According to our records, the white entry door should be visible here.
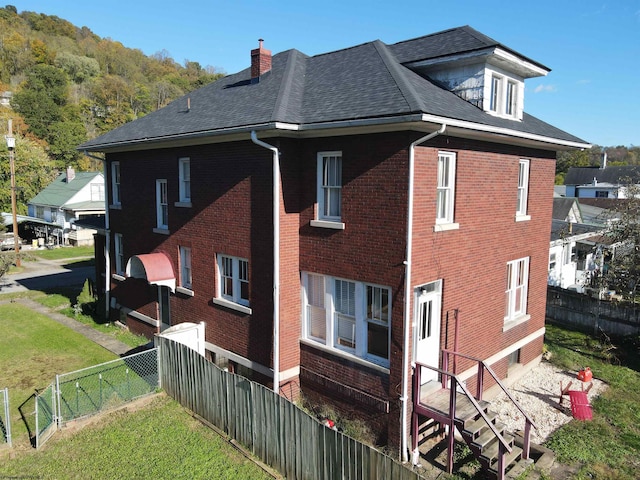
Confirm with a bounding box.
[414,281,442,385]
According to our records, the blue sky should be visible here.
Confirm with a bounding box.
[13,0,640,147]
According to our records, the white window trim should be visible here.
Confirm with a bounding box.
[216,254,250,308]
[111,161,121,207]
[505,257,529,324]
[114,233,124,276]
[316,151,343,224]
[485,69,523,120]
[177,157,191,206]
[435,151,456,226]
[179,246,192,290]
[516,159,530,220]
[156,179,168,231]
[302,272,391,368]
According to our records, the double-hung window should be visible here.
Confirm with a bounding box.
[436,151,456,226]
[156,179,168,230]
[180,246,192,289]
[178,157,191,204]
[516,159,530,219]
[505,257,529,323]
[506,81,517,117]
[217,255,249,307]
[114,233,124,276]
[490,75,501,112]
[111,162,121,206]
[317,152,342,223]
[302,272,390,368]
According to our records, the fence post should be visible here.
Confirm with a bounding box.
[55,374,61,427]
[3,388,11,447]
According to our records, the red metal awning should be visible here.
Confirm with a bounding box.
[126,252,176,292]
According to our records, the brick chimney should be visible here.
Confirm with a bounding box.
[66,166,75,182]
[251,39,271,82]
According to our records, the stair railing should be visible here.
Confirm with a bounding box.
[413,362,512,477]
[441,349,537,460]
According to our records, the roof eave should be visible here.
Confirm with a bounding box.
[79,114,589,154]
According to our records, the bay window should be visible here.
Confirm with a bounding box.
[303,273,390,367]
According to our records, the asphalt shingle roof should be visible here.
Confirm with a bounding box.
[564,166,640,185]
[80,26,586,151]
[30,172,102,208]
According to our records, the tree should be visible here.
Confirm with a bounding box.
[600,178,640,303]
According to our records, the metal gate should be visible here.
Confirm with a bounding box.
[17,384,57,449]
[35,383,57,449]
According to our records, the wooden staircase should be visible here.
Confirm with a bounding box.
[412,350,536,480]
[458,403,525,477]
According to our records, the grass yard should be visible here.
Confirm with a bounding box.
[544,324,640,480]
[0,394,273,480]
[30,245,95,261]
[0,303,117,446]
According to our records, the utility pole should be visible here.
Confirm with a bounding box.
[5,119,20,267]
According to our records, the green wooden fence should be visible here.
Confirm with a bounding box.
[157,337,423,480]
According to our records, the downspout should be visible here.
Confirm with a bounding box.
[84,151,110,320]
[250,132,281,393]
[401,124,446,463]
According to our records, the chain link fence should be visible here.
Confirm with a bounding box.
[0,387,11,448]
[56,348,159,425]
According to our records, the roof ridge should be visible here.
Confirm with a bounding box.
[371,40,424,113]
[272,49,305,122]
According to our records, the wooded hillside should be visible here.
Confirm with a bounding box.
[0,5,223,214]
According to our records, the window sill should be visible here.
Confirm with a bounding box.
[153,228,170,235]
[503,314,530,332]
[433,222,459,232]
[310,220,345,230]
[174,201,192,208]
[109,204,122,210]
[300,338,390,374]
[176,286,194,297]
[212,297,252,315]
[112,273,125,282]
[515,214,531,222]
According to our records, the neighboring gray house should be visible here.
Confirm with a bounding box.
[564,164,640,198]
[28,167,105,246]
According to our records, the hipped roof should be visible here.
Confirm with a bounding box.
[80,26,588,153]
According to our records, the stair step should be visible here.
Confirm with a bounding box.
[479,433,515,463]
[488,445,524,475]
[472,422,506,449]
[463,410,498,435]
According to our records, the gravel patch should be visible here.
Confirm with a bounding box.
[492,361,607,443]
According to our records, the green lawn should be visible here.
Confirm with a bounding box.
[0,394,272,480]
[0,303,117,446]
[544,324,640,480]
[30,245,95,261]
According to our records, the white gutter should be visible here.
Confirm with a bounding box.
[401,124,446,463]
[84,151,110,320]
[420,114,590,150]
[250,131,281,393]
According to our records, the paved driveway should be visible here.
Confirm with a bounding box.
[0,257,95,294]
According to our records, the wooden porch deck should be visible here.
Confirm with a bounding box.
[417,385,489,423]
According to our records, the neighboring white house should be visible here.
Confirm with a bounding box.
[548,219,603,290]
[28,167,105,246]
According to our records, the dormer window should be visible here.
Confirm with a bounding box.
[486,70,521,120]
[490,75,501,113]
[506,81,517,116]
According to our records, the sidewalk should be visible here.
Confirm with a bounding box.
[7,297,133,356]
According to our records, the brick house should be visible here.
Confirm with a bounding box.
[79,26,589,465]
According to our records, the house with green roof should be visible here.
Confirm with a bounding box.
[28,167,104,246]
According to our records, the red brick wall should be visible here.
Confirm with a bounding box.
[106,130,555,453]
[108,140,275,367]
